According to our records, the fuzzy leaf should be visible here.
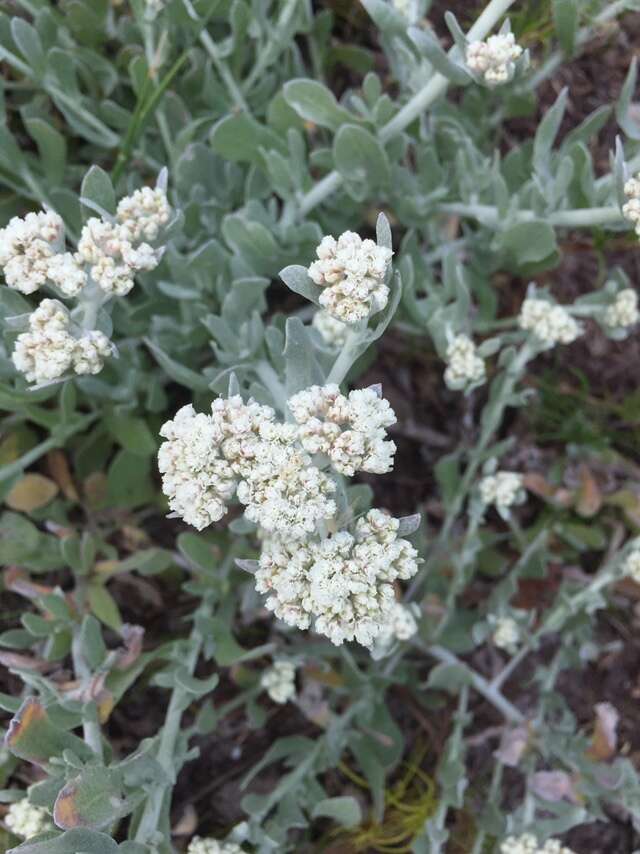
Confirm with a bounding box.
[333,124,390,188]
[80,165,116,217]
[4,698,94,766]
[53,766,127,831]
[284,79,353,130]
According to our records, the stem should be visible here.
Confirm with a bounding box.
[242,0,299,93]
[326,325,366,386]
[471,760,503,854]
[438,202,623,228]
[296,0,518,218]
[71,624,104,761]
[255,360,289,414]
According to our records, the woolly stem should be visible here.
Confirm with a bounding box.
[437,202,623,228]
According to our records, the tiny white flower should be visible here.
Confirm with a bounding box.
[479,471,524,513]
[0,210,65,294]
[312,309,349,348]
[4,799,51,839]
[518,297,581,347]
[73,331,114,375]
[500,835,575,854]
[492,616,520,650]
[466,32,523,86]
[604,288,639,329]
[623,546,640,584]
[308,231,392,324]
[623,173,640,236]
[443,334,486,391]
[187,838,247,854]
[260,660,296,704]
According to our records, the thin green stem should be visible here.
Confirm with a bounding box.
[71,623,104,761]
[438,202,623,228]
[255,360,289,414]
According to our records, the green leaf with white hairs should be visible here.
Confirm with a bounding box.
[279,265,322,306]
[23,118,66,184]
[283,79,353,131]
[408,28,470,85]
[312,796,362,827]
[284,317,324,396]
[10,18,45,79]
[616,58,640,141]
[333,124,390,189]
[80,165,116,218]
[553,0,579,56]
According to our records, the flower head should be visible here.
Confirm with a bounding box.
[466,32,523,85]
[623,174,640,236]
[623,545,640,584]
[604,288,639,330]
[187,839,246,854]
[500,835,575,854]
[308,231,392,324]
[261,660,296,704]
[479,471,524,513]
[0,210,68,294]
[492,616,520,650]
[312,309,349,347]
[4,799,51,839]
[518,297,581,347]
[443,334,486,391]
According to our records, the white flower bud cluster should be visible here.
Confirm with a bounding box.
[604,288,639,329]
[12,299,113,385]
[4,799,51,838]
[187,839,246,854]
[518,298,581,347]
[255,509,419,649]
[308,231,392,324]
[492,616,520,650]
[373,601,419,654]
[77,187,170,296]
[288,384,396,476]
[623,546,640,584]
[479,471,524,512]
[466,33,523,85]
[260,659,296,704]
[312,309,349,347]
[443,334,486,391]
[500,834,575,854]
[158,396,336,537]
[0,210,84,296]
[623,175,640,236]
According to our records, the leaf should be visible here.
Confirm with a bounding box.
[8,828,119,854]
[312,796,362,827]
[53,766,126,831]
[533,88,568,171]
[24,118,66,184]
[425,663,472,693]
[5,475,59,512]
[87,583,123,631]
[360,0,408,35]
[177,532,216,574]
[376,212,392,251]
[333,124,390,189]
[397,514,421,536]
[80,165,116,217]
[10,19,45,79]
[616,58,640,140]
[500,220,559,275]
[279,265,322,306]
[105,414,156,457]
[530,770,579,804]
[408,28,470,85]
[284,317,324,397]
[209,113,286,165]
[106,451,155,510]
[553,0,579,56]
[284,79,353,130]
[4,698,94,766]
[144,338,210,392]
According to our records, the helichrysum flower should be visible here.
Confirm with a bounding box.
[288,384,396,476]
[479,471,524,512]
[604,288,639,329]
[500,834,575,854]
[492,616,520,650]
[623,174,640,236]
[187,838,246,854]
[255,509,419,649]
[77,186,170,296]
[4,799,51,838]
[518,297,581,347]
[11,299,114,386]
[466,33,523,85]
[308,231,392,324]
[261,659,296,704]
[623,546,640,583]
[312,309,349,348]
[443,334,486,391]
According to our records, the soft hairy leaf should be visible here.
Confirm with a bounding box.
[284,79,353,130]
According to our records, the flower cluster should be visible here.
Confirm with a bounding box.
[623,544,640,584]
[260,659,296,704]
[492,616,520,650]
[159,395,336,537]
[479,471,524,513]
[77,187,170,296]
[622,174,640,235]
[0,210,81,296]
[518,297,581,347]
[466,32,523,85]
[604,288,639,329]
[308,231,392,324]
[255,509,420,648]
[312,309,349,347]
[4,799,51,839]
[500,834,575,854]
[372,602,419,659]
[288,384,396,476]
[187,839,246,854]
[443,334,486,391]
[12,299,113,385]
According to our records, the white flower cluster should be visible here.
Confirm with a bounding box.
[260,659,296,704]
[255,509,420,648]
[479,471,524,512]
[443,334,486,391]
[288,384,396,476]
[308,231,392,324]
[77,187,170,296]
[466,33,523,85]
[4,799,51,839]
[312,309,349,347]
[518,298,581,347]
[604,288,639,329]
[500,834,575,854]
[372,601,419,658]
[158,396,336,537]
[187,839,246,854]
[0,210,82,296]
[623,174,640,236]
[12,299,113,385]
[623,546,640,584]
[492,616,520,650]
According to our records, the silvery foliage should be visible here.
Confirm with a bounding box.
[1,0,640,852]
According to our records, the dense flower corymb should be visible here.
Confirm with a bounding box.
[492,616,520,650]
[187,839,246,854]
[479,471,524,512]
[518,297,581,346]
[288,384,396,476]
[443,334,486,391]
[255,509,420,648]
[261,660,296,704]
[466,33,523,85]
[604,288,639,329]
[623,545,640,584]
[500,834,575,854]
[4,799,51,838]
[308,231,392,324]
[312,309,349,347]
[623,174,640,236]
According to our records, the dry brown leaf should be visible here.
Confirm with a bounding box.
[494,723,531,767]
[47,450,79,501]
[83,472,107,507]
[5,474,58,512]
[587,701,619,761]
[171,804,198,837]
[575,465,602,518]
[531,770,580,804]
